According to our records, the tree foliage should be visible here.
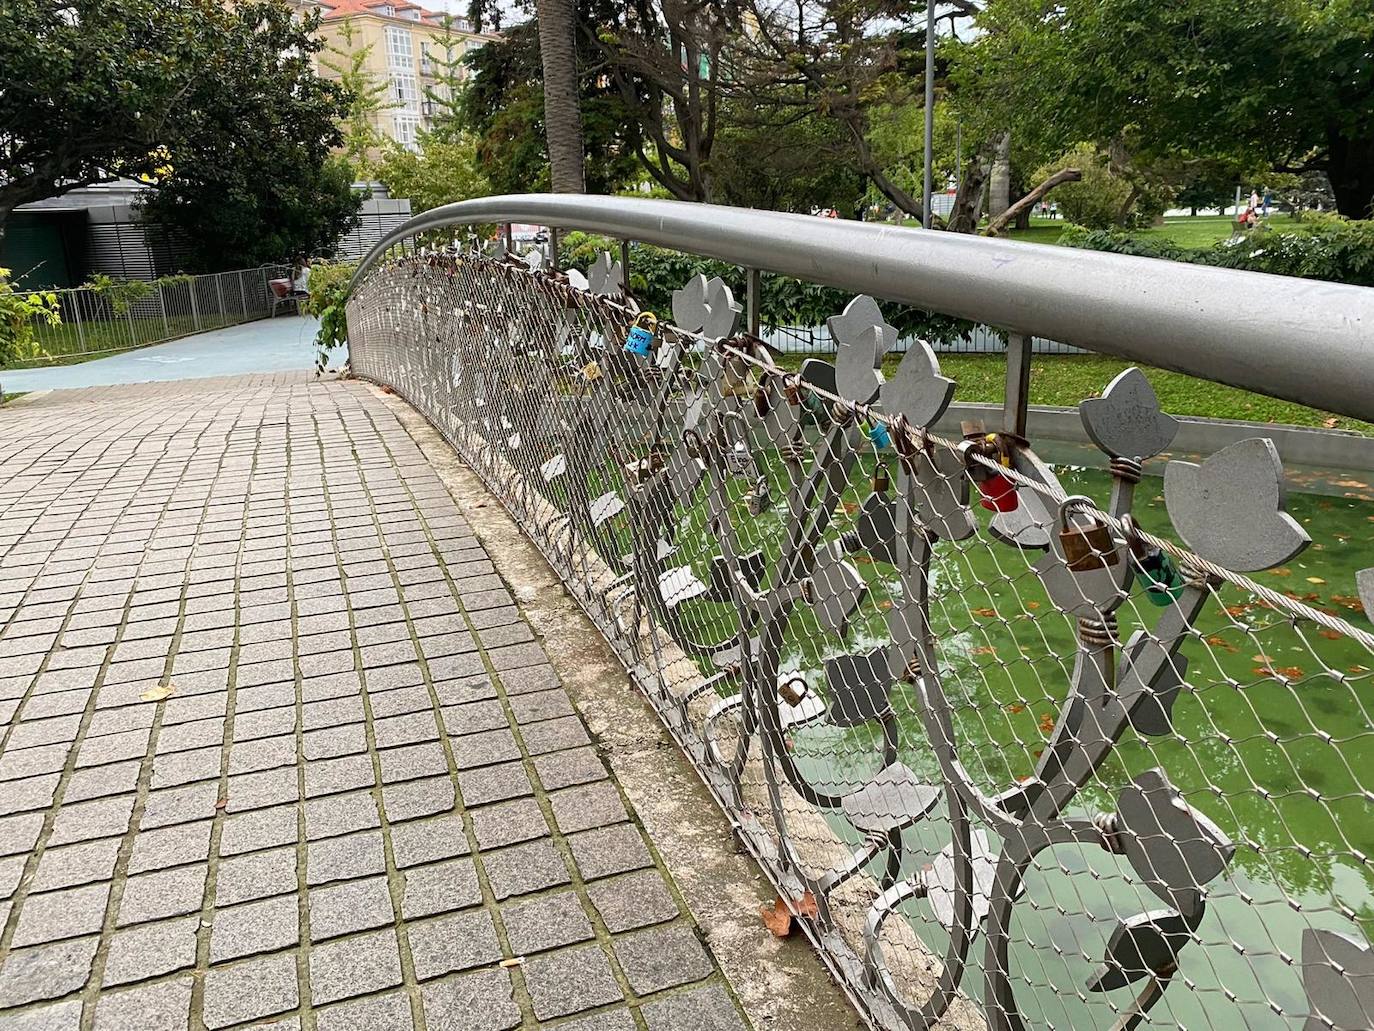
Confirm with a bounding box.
[323,17,395,173]
[1,0,356,251]
[953,0,1374,218]
[458,15,639,194]
[373,134,489,214]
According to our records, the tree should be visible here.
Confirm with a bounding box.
[537,0,586,192]
[323,18,395,175]
[373,134,489,214]
[421,15,474,137]
[458,17,639,195]
[0,0,352,242]
[953,0,1374,219]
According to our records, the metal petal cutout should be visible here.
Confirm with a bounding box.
[841,763,940,834]
[671,274,740,341]
[823,648,893,726]
[1086,909,1192,992]
[835,324,884,405]
[1302,928,1374,1031]
[1117,768,1234,915]
[853,493,900,566]
[1079,367,1179,461]
[926,829,998,931]
[880,341,956,430]
[912,445,976,542]
[827,294,897,357]
[1164,437,1309,572]
[808,544,868,637]
[1357,567,1374,623]
[587,251,623,296]
[708,550,766,601]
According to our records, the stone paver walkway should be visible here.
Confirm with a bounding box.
[0,374,751,1030]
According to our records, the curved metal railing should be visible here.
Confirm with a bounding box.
[348,194,1374,423]
[345,205,1374,1031]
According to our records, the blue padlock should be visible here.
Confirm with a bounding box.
[867,422,891,449]
[624,312,657,357]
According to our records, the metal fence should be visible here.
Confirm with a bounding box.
[28,265,291,362]
[345,197,1374,1031]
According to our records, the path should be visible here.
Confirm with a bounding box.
[0,317,335,395]
[0,374,780,1031]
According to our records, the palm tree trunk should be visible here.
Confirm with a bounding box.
[536,0,585,194]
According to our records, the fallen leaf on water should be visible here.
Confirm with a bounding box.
[840,501,860,516]
[1224,604,1251,618]
[1320,629,1343,640]
[140,684,175,702]
[1038,713,1056,734]
[1026,601,1040,610]
[1307,577,1327,585]
[971,607,998,619]
[970,646,997,657]
[1268,568,1292,578]
[853,555,873,565]
[1350,665,1370,674]
[878,599,893,610]
[1007,703,1025,714]
[1333,479,1368,489]
[1332,595,1365,611]
[1252,654,1274,664]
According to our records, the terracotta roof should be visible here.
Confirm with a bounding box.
[319,0,452,25]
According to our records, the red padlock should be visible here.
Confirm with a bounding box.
[975,471,1019,512]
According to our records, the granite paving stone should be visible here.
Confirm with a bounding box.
[0,375,758,1031]
[407,908,502,979]
[523,944,624,1021]
[502,890,595,955]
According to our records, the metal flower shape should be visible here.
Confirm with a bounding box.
[564,268,590,291]
[1079,366,1180,461]
[1163,437,1309,572]
[829,295,892,404]
[587,251,624,296]
[879,340,956,430]
[1116,768,1234,916]
[521,248,545,272]
[1086,909,1193,992]
[671,274,740,342]
[1302,928,1374,1031]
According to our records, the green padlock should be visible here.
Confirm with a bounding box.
[1141,549,1185,606]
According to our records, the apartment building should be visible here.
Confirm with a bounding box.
[313,0,496,150]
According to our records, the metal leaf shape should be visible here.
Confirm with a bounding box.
[912,445,975,542]
[841,763,939,834]
[926,829,998,931]
[589,492,624,527]
[823,648,892,726]
[658,566,709,609]
[853,493,900,566]
[827,294,897,357]
[1164,437,1309,572]
[1302,928,1374,1031]
[565,268,590,291]
[587,251,623,296]
[835,324,884,404]
[880,341,956,431]
[1117,768,1234,915]
[1086,909,1193,992]
[1079,367,1179,461]
[671,274,740,341]
[808,543,868,638]
[1357,567,1374,623]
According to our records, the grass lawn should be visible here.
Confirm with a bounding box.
[777,351,1373,436]
[1,393,27,405]
[1004,213,1307,249]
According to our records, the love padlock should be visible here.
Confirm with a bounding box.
[623,312,657,357]
[867,420,892,450]
[1140,548,1185,605]
[1059,513,1120,572]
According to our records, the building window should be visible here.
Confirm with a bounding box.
[385,26,413,71]
[391,72,419,110]
[393,113,421,150]
[377,4,394,15]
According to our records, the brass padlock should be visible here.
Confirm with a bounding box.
[581,360,602,382]
[872,463,890,494]
[1059,514,1120,572]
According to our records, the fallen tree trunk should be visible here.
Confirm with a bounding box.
[982,168,1082,237]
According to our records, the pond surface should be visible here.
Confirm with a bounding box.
[658,457,1374,1027]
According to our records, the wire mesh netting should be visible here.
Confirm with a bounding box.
[346,248,1374,1031]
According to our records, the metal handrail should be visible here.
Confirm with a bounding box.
[348,194,1374,421]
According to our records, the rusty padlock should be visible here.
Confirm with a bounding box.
[1059,512,1120,572]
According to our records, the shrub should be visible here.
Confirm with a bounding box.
[1059,217,1374,288]
[303,261,357,373]
[0,269,59,368]
[1033,144,1171,230]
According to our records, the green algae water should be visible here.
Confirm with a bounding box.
[660,458,1374,1028]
